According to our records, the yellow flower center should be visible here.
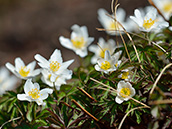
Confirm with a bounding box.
[19,66,30,77]
[163,2,172,13]
[120,88,131,98]
[71,37,85,49]
[109,21,120,30]
[50,61,60,72]
[121,71,129,79]
[143,18,155,29]
[100,61,111,70]
[99,48,108,58]
[28,88,40,99]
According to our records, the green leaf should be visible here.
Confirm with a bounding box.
[135,111,141,124]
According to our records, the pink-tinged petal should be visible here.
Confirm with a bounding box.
[17,94,31,102]
[50,49,62,63]
[15,57,25,71]
[115,96,124,104]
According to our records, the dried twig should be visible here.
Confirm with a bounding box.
[118,106,149,129]
[149,63,172,95]
[72,99,98,121]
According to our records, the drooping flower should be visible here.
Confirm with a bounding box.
[34,49,74,81]
[0,66,18,95]
[5,58,41,80]
[118,67,134,81]
[95,50,122,74]
[59,24,94,58]
[115,81,136,104]
[17,79,53,105]
[130,7,169,32]
[152,0,172,20]
[41,69,72,90]
[97,8,131,35]
[89,37,122,64]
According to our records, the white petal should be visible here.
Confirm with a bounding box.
[24,79,34,95]
[104,50,111,60]
[17,94,31,102]
[86,37,94,46]
[5,63,15,74]
[50,49,63,63]
[15,57,25,71]
[59,36,73,50]
[81,26,88,40]
[27,61,36,71]
[40,88,53,100]
[75,49,88,57]
[31,69,41,77]
[115,96,124,104]
[34,54,50,68]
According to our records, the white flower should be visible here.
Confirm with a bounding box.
[17,79,53,105]
[0,66,18,95]
[95,50,122,74]
[98,8,131,35]
[59,24,94,57]
[41,69,72,90]
[130,7,169,32]
[89,37,121,64]
[5,58,41,80]
[34,49,74,81]
[118,67,134,81]
[115,81,136,104]
[152,0,172,20]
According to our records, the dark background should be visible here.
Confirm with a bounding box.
[0,0,149,69]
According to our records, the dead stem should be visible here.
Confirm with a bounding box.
[149,63,172,95]
[90,77,150,108]
[118,106,149,129]
[151,41,168,54]
[0,116,21,129]
[149,99,172,105]
[77,87,97,102]
[72,99,98,121]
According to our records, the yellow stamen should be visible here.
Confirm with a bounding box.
[163,2,172,13]
[109,21,120,30]
[28,88,40,99]
[120,88,131,98]
[19,66,30,77]
[121,71,129,79]
[100,48,108,58]
[71,37,85,49]
[100,61,111,70]
[50,61,60,72]
[143,18,155,29]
